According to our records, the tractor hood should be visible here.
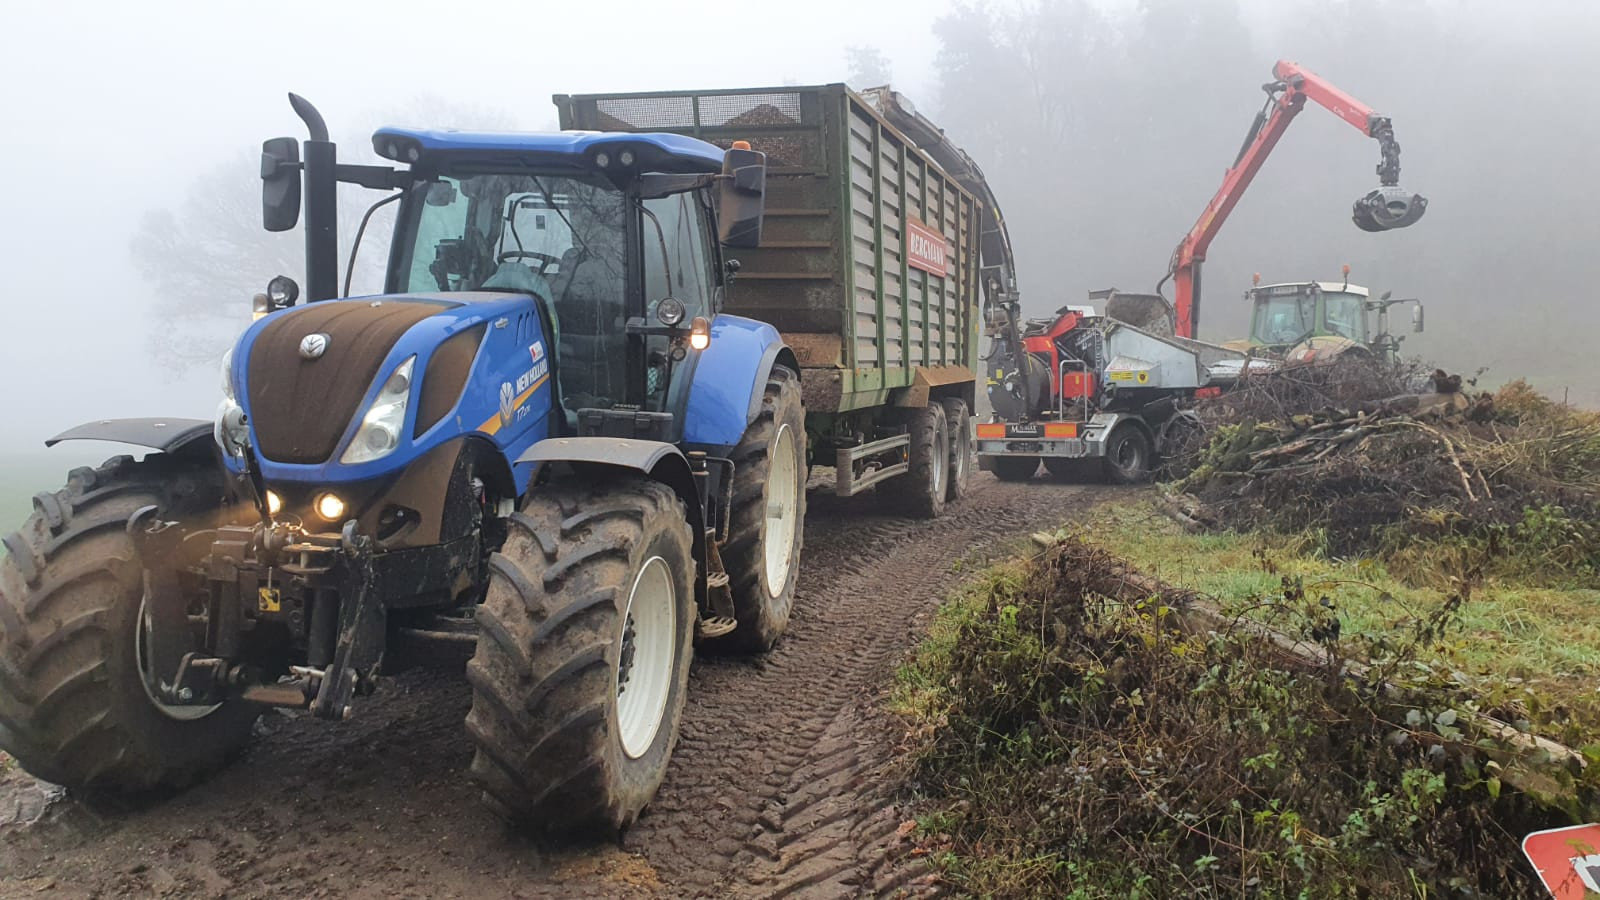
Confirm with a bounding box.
[223,292,549,484]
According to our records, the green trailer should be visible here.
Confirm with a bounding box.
[557,84,985,513]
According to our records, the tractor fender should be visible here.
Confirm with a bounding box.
[517,436,708,603]
[516,436,703,536]
[681,314,798,450]
[45,417,216,457]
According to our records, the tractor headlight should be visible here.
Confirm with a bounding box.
[340,356,415,465]
[215,348,251,457]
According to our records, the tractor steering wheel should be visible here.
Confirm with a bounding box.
[497,251,561,276]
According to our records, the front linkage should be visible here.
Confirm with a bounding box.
[129,501,480,721]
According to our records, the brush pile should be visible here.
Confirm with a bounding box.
[898,536,1591,896]
[1172,360,1600,583]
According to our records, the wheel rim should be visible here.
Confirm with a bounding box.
[763,424,799,597]
[616,556,677,759]
[135,597,222,721]
[952,422,970,486]
[1114,435,1144,476]
[931,421,949,499]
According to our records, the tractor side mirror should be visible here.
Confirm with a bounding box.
[1380,290,1392,301]
[716,145,766,249]
[261,137,302,232]
[1411,303,1424,332]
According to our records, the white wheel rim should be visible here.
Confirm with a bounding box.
[135,597,222,721]
[616,556,677,759]
[763,424,799,597]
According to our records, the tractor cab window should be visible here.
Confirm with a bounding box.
[1320,292,1368,342]
[641,192,714,321]
[394,172,630,412]
[1251,291,1315,345]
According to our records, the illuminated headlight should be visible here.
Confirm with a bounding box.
[340,356,415,464]
[315,492,347,521]
[214,347,251,457]
[265,490,283,516]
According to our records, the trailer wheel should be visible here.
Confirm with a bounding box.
[878,403,948,518]
[0,455,256,794]
[940,398,973,502]
[709,366,806,653]
[1103,425,1153,484]
[466,476,694,834]
[991,456,1040,482]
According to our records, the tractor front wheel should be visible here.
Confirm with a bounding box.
[0,455,256,794]
[466,476,694,834]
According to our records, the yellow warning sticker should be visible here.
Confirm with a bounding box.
[258,587,281,613]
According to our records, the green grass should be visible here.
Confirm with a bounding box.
[1078,498,1600,742]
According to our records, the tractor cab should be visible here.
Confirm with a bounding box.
[1245,281,1371,350]
[1243,277,1424,363]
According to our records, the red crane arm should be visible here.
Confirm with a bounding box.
[1165,60,1405,339]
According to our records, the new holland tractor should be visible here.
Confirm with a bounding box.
[0,94,805,832]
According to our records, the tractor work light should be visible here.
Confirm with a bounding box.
[619,149,636,167]
[594,151,610,169]
[265,490,284,516]
[655,296,687,327]
[688,317,711,351]
[315,492,347,522]
[1351,186,1428,232]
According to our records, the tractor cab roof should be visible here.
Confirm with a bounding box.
[370,127,725,174]
[1252,281,1370,297]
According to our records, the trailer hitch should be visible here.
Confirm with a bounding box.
[309,522,386,720]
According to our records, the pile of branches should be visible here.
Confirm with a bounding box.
[1172,361,1600,583]
[899,537,1590,897]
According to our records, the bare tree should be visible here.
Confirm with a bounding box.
[132,96,516,371]
[845,46,894,89]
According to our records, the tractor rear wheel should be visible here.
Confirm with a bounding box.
[0,454,256,793]
[991,455,1040,482]
[1103,424,1153,484]
[465,476,694,834]
[877,403,949,519]
[709,366,806,653]
[940,398,973,502]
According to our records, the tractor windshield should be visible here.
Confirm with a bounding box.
[1320,291,1368,342]
[392,172,631,409]
[1250,290,1316,345]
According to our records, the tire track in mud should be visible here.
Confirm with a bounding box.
[630,476,1109,897]
[0,475,1113,898]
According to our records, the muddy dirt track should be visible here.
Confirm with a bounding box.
[0,475,1116,898]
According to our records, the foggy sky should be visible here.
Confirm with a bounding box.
[2,0,1595,473]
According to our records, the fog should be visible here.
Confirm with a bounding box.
[2,0,1595,479]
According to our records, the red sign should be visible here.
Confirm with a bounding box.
[1524,823,1600,899]
[906,216,952,277]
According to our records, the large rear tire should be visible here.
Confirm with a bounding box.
[465,476,694,834]
[0,454,256,793]
[940,398,972,503]
[877,403,949,519]
[991,455,1040,482]
[710,366,806,653]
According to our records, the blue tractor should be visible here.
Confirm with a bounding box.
[0,95,806,831]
